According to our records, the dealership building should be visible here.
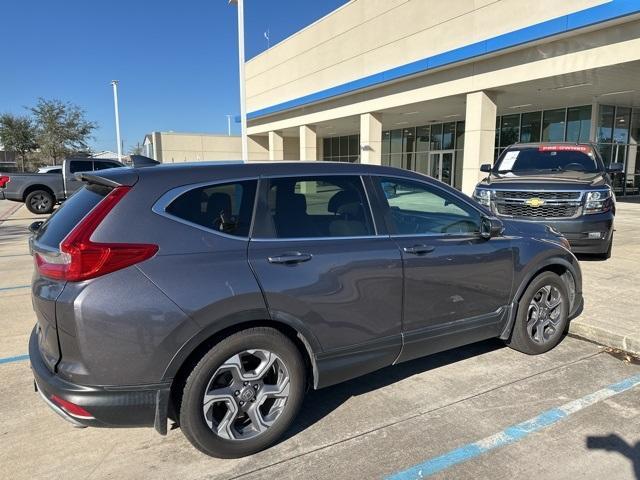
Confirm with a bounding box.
[240,0,640,196]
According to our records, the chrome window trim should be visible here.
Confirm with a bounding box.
[250,235,385,243]
[151,177,259,240]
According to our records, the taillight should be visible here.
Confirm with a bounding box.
[35,186,158,281]
[50,395,94,419]
[0,175,10,188]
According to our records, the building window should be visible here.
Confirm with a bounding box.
[322,134,360,163]
[566,106,592,142]
[500,114,520,147]
[542,109,566,142]
[520,111,542,143]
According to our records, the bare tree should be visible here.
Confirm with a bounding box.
[0,113,38,171]
[129,142,144,156]
[30,98,97,165]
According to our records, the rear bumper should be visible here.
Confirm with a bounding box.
[29,327,170,432]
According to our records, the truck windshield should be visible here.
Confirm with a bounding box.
[495,145,600,173]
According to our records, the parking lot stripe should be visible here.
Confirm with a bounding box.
[386,373,640,480]
[0,354,29,365]
[0,285,30,292]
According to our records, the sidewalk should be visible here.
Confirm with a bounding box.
[568,200,640,356]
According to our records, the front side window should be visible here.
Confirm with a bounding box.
[260,176,374,239]
[166,180,257,237]
[378,177,480,235]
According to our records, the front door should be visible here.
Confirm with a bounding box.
[248,174,404,387]
[371,176,514,363]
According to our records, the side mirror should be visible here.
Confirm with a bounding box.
[607,163,624,173]
[480,216,503,240]
[29,221,44,234]
[480,164,492,173]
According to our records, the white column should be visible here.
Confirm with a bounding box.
[462,91,497,195]
[360,113,383,165]
[299,125,317,160]
[268,131,284,161]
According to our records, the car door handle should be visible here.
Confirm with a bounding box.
[268,252,313,264]
[403,245,435,255]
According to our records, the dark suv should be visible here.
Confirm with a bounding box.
[29,161,582,458]
[473,143,621,258]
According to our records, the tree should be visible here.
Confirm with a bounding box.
[0,114,38,171]
[129,142,144,155]
[30,98,97,165]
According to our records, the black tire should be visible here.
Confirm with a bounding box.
[25,189,55,214]
[179,327,306,458]
[506,272,569,355]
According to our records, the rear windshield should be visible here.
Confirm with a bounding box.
[36,185,110,248]
[495,145,601,173]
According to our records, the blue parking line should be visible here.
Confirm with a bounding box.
[0,285,30,292]
[387,373,640,479]
[0,354,29,365]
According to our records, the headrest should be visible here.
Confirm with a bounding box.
[328,189,360,213]
[207,192,232,216]
[336,202,363,218]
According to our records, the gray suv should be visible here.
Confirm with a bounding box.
[29,161,583,458]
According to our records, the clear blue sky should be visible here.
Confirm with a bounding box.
[0,0,348,153]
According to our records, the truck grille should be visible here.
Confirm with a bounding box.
[493,190,583,219]
[495,203,579,218]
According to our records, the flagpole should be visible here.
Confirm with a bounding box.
[229,0,248,161]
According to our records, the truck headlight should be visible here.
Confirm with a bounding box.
[584,189,613,214]
[473,188,491,207]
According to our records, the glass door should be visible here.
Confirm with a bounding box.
[426,151,456,186]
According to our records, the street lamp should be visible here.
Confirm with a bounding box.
[110,80,122,162]
[229,0,248,161]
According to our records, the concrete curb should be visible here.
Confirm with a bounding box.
[569,322,640,357]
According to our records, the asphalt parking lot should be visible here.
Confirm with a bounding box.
[1,199,639,480]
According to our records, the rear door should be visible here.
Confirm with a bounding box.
[371,176,515,363]
[248,175,403,386]
[30,185,111,370]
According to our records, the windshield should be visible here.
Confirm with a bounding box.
[494,145,601,173]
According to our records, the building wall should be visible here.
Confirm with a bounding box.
[245,0,607,113]
[147,132,269,163]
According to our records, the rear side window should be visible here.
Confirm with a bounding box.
[255,176,374,239]
[93,161,120,171]
[166,180,257,237]
[36,185,110,248]
[69,160,93,173]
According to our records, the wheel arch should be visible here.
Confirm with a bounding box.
[500,256,579,340]
[165,315,321,421]
[23,184,55,201]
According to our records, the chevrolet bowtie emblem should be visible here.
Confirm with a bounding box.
[526,197,545,207]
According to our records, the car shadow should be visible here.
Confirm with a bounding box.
[282,338,505,442]
[586,434,640,479]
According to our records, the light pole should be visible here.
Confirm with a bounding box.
[110,80,122,162]
[226,114,232,136]
[229,0,248,160]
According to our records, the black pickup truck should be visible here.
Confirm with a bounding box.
[473,142,622,259]
[0,157,123,214]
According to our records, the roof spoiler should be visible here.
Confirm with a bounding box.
[130,155,161,168]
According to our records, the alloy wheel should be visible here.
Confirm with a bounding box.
[202,349,290,441]
[526,285,564,344]
[30,193,51,213]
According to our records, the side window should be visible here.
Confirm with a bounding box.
[378,177,480,235]
[260,176,374,239]
[93,161,120,171]
[69,160,93,173]
[165,180,257,237]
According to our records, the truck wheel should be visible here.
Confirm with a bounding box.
[25,190,55,214]
[179,327,306,458]
[506,272,569,355]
